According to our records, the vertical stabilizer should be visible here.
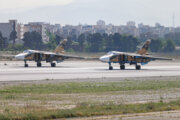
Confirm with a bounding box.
[54,39,67,54]
[137,39,151,55]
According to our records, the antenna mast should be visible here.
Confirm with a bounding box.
[173,12,175,28]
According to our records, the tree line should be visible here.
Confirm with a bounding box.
[0,31,176,53]
[68,33,140,52]
[150,39,176,52]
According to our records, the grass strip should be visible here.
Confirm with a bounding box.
[0,79,180,94]
[0,100,180,120]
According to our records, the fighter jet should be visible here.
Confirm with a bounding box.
[100,39,172,70]
[15,39,84,67]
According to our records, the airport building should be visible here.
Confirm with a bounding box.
[24,22,49,43]
[0,19,178,46]
[0,20,26,44]
[0,20,17,42]
[17,24,24,40]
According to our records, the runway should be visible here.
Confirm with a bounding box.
[0,60,180,81]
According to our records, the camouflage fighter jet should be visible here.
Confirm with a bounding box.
[15,39,84,67]
[99,39,172,70]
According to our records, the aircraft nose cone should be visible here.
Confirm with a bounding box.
[99,56,110,62]
[15,54,25,60]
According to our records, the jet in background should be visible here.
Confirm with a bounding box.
[100,39,172,70]
[15,39,84,67]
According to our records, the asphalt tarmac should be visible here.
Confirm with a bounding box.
[0,60,180,81]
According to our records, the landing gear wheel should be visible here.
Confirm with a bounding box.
[37,62,42,67]
[109,66,113,70]
[120,65,125,70]
[108,63,113,70]
[136,65,141,70]
[51,63,56,67]
[24,64,28,67]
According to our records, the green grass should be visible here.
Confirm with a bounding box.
[52,100,180,118]
[0,79,180,94]
[0,100,180,120]
[0,79,179,120]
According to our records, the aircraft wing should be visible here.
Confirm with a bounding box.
[45,53,86,59]
[56,54,85,59]
[140,55,173,61]
[115,52,173,61]
[111,52,173,61]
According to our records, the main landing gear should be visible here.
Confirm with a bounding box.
[24,61,57,67]
[51,62,56,67]
[108,63,141,70]
[136,65,141,70]
[37,62,42,67]
[109,63,113,70]
[108,63,126,70]
[120,64,125,70]
[24,60,28,67]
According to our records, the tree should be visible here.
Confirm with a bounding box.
[88,33,103,52]
[105,34,113,52]
[66,36,73,50]
[55,35,63,45]
[112,33,139,52]
[113,33,122,51]
[101,33,108,51]
[150,39,163,52]
[9,30,17,45]
[46,32,63,50]
[23,31,43,49]
[75,33,139,53]
[46,32,56,50]
[0,32,7,49]
[6,44,24,51]
[77,34,86,52]
[163,39,176,53]
[124,35,139,52]
[139,32,158,42]
[165,32,180,46]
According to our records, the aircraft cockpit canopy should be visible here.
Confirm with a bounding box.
[23,50,32,54]
[107,51,116,55]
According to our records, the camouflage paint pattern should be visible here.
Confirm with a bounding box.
[25,53,64,62]
[24,39,68,61]
[110,54,151,64]
[54,39,67,54]
[137,39,151,55]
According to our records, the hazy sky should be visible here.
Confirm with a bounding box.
[0,0,180,26]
